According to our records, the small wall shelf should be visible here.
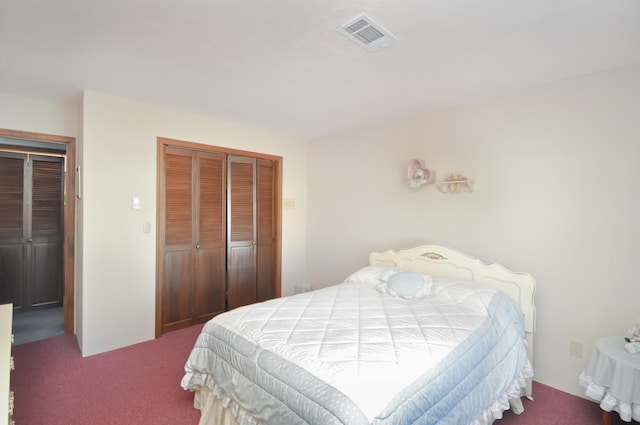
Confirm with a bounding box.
[437,175,474,193]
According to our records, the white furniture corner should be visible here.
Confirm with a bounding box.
[0,304,14,425]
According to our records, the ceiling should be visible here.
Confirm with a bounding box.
[1,0,639,139]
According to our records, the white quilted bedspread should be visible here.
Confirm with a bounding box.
[189,278,517,422]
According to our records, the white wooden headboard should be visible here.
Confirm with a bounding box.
[369,244,536,394]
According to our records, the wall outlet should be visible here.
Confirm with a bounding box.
[569,340,583,358]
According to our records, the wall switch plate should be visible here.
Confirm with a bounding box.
[569,341,583,358]
[143,221,152,233]
[132,196,142,210]
[283,198,296,210]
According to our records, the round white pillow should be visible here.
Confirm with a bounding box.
[386,271,425,297]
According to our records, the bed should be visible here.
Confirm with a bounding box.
[181,244,536,425]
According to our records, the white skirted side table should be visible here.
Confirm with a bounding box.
[579,336,640,424]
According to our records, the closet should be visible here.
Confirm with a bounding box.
[157,139,281,335]
[0,152,64,312]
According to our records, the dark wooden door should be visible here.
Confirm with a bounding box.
[162,147,195,332]
[29,155,64,309]
[256,159,276,302]
[226,156,257,310]
[194,152,226,322]
[0,153,25,308]
[161,147,226,333]
[0,153,63,311]
[157,138,282,336]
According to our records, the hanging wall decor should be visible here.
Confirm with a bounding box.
[407,159,436,188]
[436,173,475,193]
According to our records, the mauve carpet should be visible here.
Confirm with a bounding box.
[11,324,629,424]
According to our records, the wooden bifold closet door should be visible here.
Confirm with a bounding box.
[159,142,279,335]
[0,153,64,311]
[226,156,257,310]
[162,148,226,333]
[256,158,276,303]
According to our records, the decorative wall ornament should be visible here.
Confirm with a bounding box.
[436,173,475,193]
[407,159,436,188]
[406,160,474,194]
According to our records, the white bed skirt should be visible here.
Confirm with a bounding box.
[191,379,529,425]
[194,386,242,425]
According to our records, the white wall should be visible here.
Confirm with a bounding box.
[0,93,79,137]
[80,91,308,356]
[307,63,640,397]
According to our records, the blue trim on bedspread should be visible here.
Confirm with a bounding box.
[374,291,527,424]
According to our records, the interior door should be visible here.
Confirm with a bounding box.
[29,155,64,309]
[256,159,276,302]
[194,151,226,322]
[227,155,257,310]
[162,147,227,332]
[0,152,63,311]
[0,153,25,308]
[162,147,196,332]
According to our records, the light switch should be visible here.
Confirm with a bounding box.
[143,221,152,233]
[132,196,141,210]
[283,198,296,210]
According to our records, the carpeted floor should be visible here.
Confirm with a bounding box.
[10,324,632,424]
[12,306,64,345]
[12,324,204,425]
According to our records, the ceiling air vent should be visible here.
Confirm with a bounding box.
[337,14,397,52]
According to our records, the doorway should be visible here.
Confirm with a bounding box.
[0,128,76,338]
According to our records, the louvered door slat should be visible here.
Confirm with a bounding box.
[31,158,63,240]
[229,161,255,242]
[165,152,194,246]
[198,154,225,246]
[0,156,24,241]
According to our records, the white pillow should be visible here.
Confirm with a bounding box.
[377,271,437,299]
[343,266,398,286]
